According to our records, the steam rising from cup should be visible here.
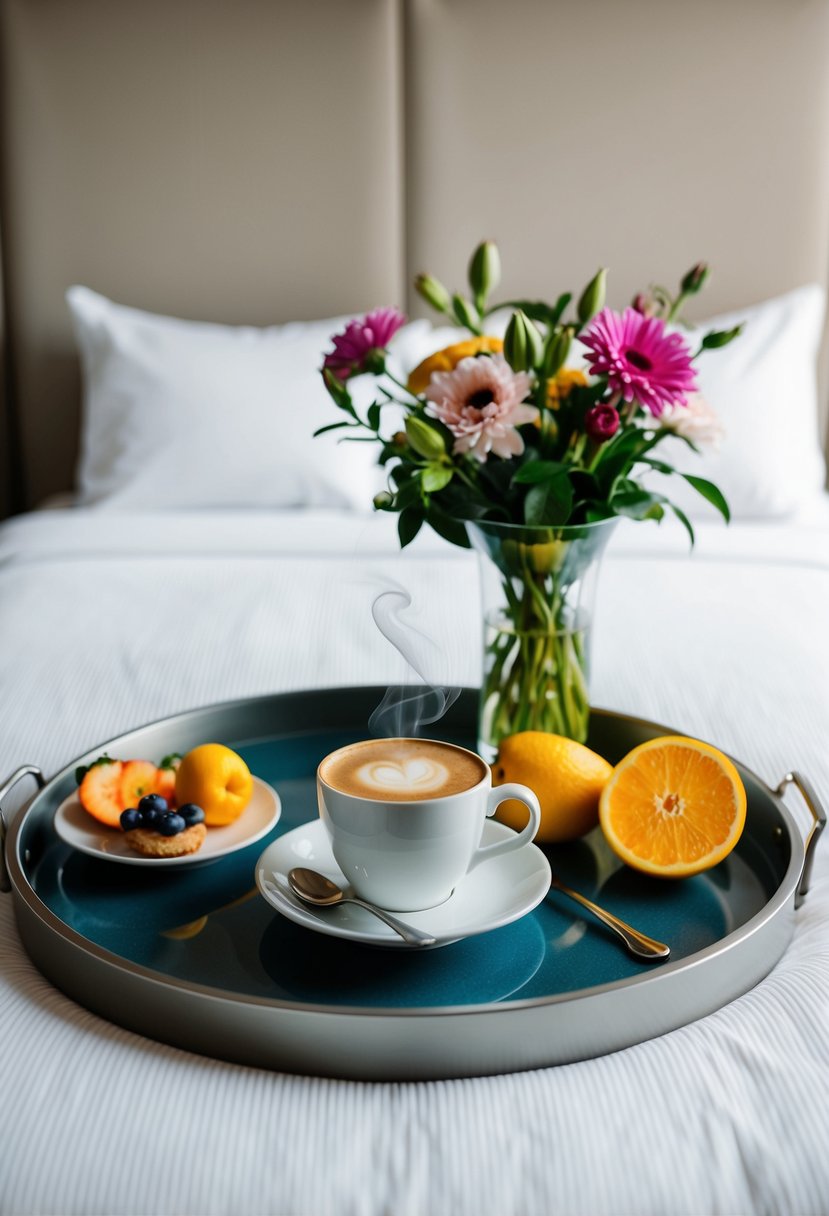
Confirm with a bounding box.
[368,583,460,737]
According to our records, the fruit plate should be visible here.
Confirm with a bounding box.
[53,777,281,868]
[1,688,824,1081]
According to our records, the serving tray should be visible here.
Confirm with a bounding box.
[1,689,824,1080]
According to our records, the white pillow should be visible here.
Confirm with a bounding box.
[68,286,393,511]
[653,284,827,519]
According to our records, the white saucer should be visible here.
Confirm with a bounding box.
[255,819,552,949]
[54,777,281,868]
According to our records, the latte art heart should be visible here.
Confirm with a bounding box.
[320,738,487,801]
[357,758,449,793]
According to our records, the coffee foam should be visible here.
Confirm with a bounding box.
[320,739,486,802]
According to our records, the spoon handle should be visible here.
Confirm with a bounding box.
[549,876,670,961]
[344,896,437,947]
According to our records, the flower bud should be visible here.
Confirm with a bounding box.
[543,326,572,378]
[577,268,607,325]
[451,293,480,331]
[364,349,386,375]
[405,416,447,460]
[700,324,742,350]
[415,273,452,314]
[468,240,501,305]
[585,403,620,442]
[504,309,544,372]
[631,292,657,317]
[680,262,709,295]
[391,431,408,449]
[373,491,394,510]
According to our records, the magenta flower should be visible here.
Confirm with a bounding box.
[425,354,537,461]
[323,307,406,380]
[581,307,697,417]
[585,403,620,442]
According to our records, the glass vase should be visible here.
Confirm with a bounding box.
[468,517,617,761]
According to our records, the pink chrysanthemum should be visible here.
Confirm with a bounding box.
[581,307,697,416]
[323,307,406,380]
[425,354,537,461]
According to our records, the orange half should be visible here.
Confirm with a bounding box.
[599,735,747,878]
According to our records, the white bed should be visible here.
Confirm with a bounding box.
[1,501,828,1216]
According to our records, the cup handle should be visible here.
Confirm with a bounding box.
[467,783,542,872]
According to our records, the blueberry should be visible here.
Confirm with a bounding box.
[178,803,205,827]
[140,808,162,828]
[158,813,186,837]
[138,793,168,816]
[120,808,142,831]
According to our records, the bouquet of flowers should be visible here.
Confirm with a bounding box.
[318,242,740,752]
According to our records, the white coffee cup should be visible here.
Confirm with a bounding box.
[317,737,542,912]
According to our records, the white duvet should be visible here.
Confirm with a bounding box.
[1,503,828,1216]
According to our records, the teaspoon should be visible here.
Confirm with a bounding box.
[288,867,437,948]
[549,874,670,961]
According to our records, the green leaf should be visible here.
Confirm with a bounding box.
[421,464,453,494]
[160,753,183,770]
[680,474,730,522]
[397,508,424,549]
[366,402,382,431]
[523,475,574,525]
[669,502,696,547]
[668,433,702,456]
[395,475,423,510]
[390,463,416,487]
[585,504,615,523]
[592,428,655,493]
[491,299,548,324]
[610,488,668,520]
[512,460,567,485]
[425,505,471,548]
[640,456,676,476]
[312,420,356,437]
[75,753,113,785]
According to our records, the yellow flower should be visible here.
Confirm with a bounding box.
[546,368,588,409]
[407,336,504,395]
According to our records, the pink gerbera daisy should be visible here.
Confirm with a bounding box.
[323,307,406,380]
[425,354,537,461]
[581,307,697,416]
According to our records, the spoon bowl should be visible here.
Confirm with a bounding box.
[287,867,437,947]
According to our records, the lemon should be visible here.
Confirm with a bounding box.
[175,743,253,827]
[492,731,613,842]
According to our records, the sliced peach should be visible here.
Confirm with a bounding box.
[155,766,177,806]
[120,760,161,809]
[79,760,125,827]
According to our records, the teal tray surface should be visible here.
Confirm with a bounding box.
[27,718,782,1012]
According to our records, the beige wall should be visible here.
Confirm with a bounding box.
[0,0,405,511]
[1,0,828,515]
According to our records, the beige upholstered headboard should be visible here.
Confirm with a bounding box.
[2,0,828,517]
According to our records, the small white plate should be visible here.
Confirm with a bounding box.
[54,777,281,868]
[255,819,551,949]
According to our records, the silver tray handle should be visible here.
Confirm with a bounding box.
[0,766,46,893]
[775,772,826,908]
